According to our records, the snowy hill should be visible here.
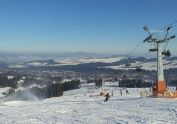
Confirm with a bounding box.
[104,57,177,70]
[6,56,177,70]
[0,83,177,124]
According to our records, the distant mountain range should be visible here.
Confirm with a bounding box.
[5,56,177,70]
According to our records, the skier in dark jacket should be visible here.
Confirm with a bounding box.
[104,93,110,102]
[126,89,129,94]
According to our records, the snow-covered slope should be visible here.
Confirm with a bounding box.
[0,83,177,124]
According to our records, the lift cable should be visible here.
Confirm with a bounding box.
[124,21,177,71]
[161,20,177,31]
[114,40,144,82]
[126,41,144,58]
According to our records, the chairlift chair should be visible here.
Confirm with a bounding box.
[125,63,131,67]
[123,74,128,79]
[149,48,157,52]
[162,49,171,57]
[135,66,143,72]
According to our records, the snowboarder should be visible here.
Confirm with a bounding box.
[104,92,110,102]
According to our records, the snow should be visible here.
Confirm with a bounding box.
[8,65,26,68]
[55,57,177,70]
[53,57,125,66]
[79,57,125,63]
[0,84,177,124]
[14,84,47,92]
[27,62,46,66]
[103,59,177,71]
[0,87,11,98]
[8,56,177,71]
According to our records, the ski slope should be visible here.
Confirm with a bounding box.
[0,84,177,124]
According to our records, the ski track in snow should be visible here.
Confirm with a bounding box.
[0,87,177,124]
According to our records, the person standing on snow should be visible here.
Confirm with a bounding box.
[104,92,110,102]
[120,90,122,96]
[111,90,114,96]
[126,89,129,94]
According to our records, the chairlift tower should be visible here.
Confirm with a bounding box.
[143,26,175,95]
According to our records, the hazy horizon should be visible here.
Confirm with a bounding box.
[0,0,177,55]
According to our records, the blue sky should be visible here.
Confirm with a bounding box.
[0,0,177,55]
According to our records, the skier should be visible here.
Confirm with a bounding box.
[120,90,122,96]
[111,90,114,96]
[152,84,156,95]
[152,85,156,92]
[104,92,110,102]
[145,89,147,96]
[126,89,129,94]
[149,87,152,91]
